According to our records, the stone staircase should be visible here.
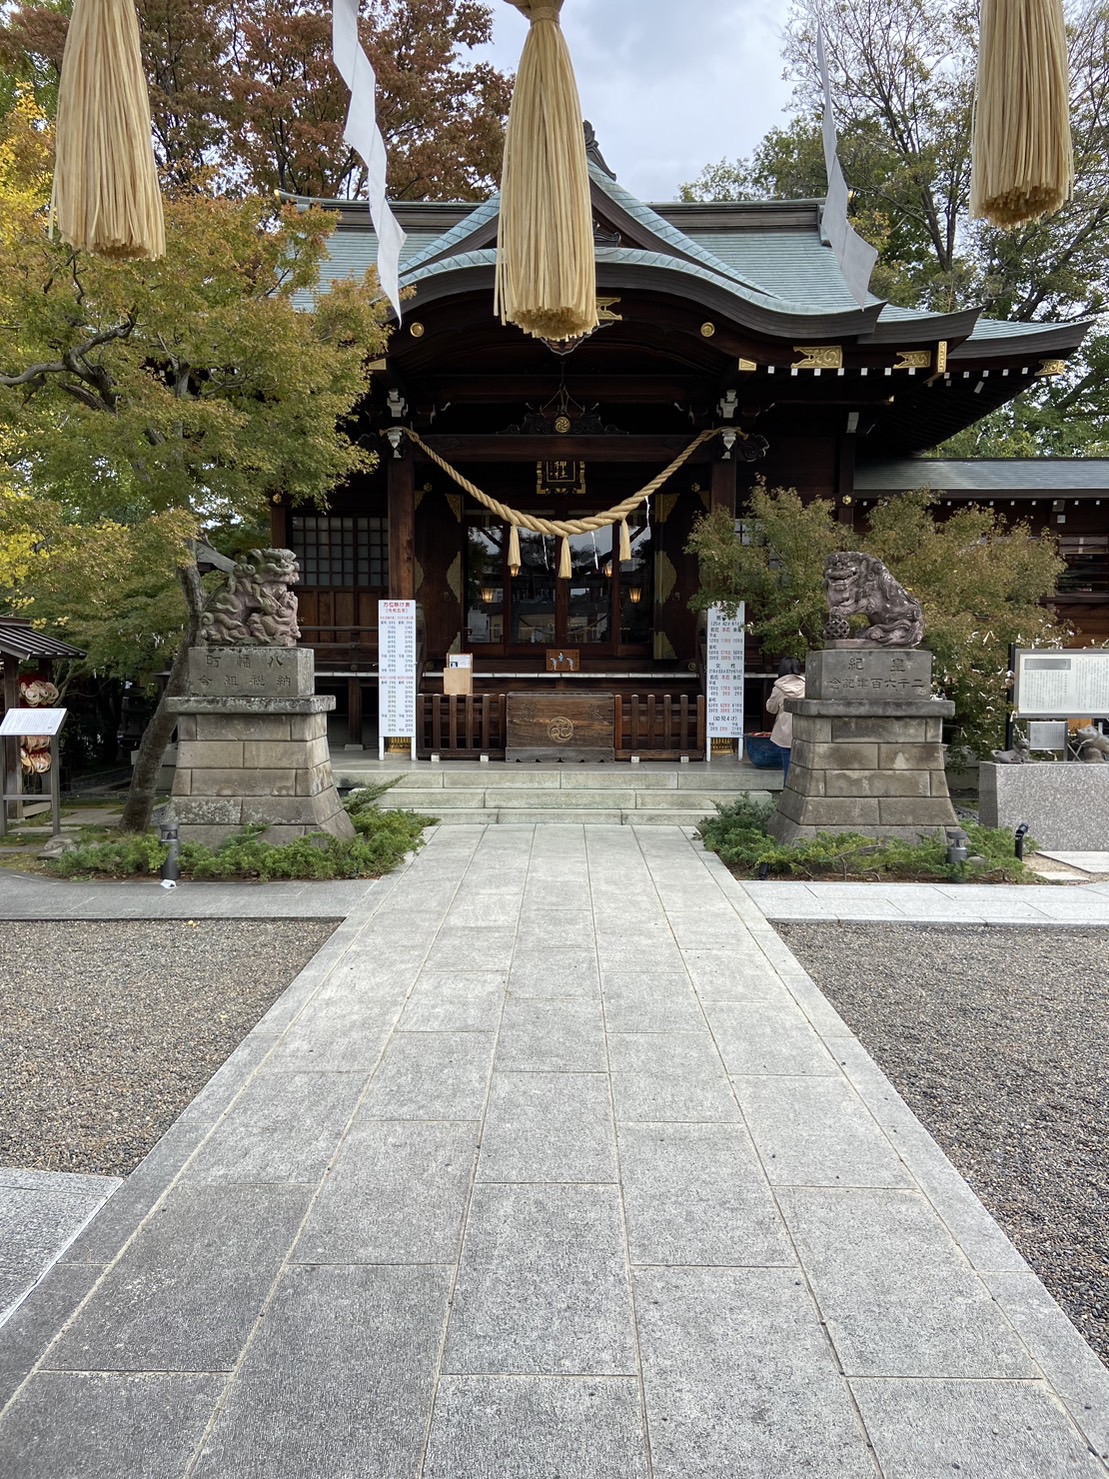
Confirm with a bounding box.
[334,759,782,828]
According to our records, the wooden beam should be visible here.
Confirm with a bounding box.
[415,434,718,464]
[413,374,714,403]
[388,452,416,599]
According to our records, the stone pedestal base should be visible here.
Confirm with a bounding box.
[979,761,1109,849]
[166,692,354,848]
[769,647,957,844]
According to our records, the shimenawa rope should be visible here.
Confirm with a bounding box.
[970,0,1073,227]
[52,0,165,259]
[495,0,597,341]
[395,426,724,577]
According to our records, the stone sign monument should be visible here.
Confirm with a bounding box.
[166,549,354,846]
[769,552,958,844]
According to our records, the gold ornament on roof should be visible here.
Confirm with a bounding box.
[892,349,932,371]
[793,345,843,370]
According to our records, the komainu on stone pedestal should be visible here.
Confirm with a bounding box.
[823,551,924,648]
[200,548,301,648]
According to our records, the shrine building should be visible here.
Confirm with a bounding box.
[275,134,1101,758]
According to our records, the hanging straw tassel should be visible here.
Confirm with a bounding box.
[52,0,165,259]
[507,523,521,575]
[618,518,631,563]
[495,0,598,341]
[970,0,1073,228]
[558,535,572,579]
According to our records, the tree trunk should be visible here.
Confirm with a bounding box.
[119,560,205,833]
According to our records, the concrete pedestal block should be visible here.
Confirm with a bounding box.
[166,654,353,845]
[979,762,1109,849]
[769,648,957,845]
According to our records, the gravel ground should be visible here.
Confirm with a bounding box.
[778,922,1109,1367]
[0,920,337,1177]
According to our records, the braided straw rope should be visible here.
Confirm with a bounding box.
[970,0,1072,227]
[398,426,723,539]
[52,0,165,258]
[496,0,596,340]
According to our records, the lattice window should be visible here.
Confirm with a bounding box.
[291,515,388,588]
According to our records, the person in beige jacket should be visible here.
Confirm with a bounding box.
[766,658,806,784]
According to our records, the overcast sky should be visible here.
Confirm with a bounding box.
[474,1,795,201]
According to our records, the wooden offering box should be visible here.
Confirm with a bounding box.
[505,692,615,762]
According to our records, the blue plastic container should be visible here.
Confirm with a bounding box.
[744,732,783,768]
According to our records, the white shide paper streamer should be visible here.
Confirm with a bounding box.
[332,0,405,319]
[817,26,878,310]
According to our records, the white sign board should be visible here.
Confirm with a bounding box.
[1014,649,1109,718]
[378,600,417,759]
[705,603,745,755]
[0,707,66,737]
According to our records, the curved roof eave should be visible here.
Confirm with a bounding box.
[949,317,1093,359]
[396,194,502,276]
[401,247,886,340]
[586,162,778,299]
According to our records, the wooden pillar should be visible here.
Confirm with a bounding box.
[346,675,363,749]
[388,450,416,599]
[836,429,857,528]
[710,455,737,517]
[2,656,20,821]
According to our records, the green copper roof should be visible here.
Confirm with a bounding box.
[286,173,1087,356]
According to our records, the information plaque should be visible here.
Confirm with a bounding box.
[1014,648,1109,718]
[378,600,417,759]
[0,707,66,838]
[0,707,67,736]
[705,603,745,758]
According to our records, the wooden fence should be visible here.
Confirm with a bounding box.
[418,694,507,758]
[615,694,704,759]
[415,692,704,760]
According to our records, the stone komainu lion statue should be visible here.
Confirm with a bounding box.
[823,551,925,648]
[200,548,301,648]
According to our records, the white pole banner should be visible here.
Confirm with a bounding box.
[333,0,406,320]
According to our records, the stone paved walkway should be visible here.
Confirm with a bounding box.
[0,826,1106,1477]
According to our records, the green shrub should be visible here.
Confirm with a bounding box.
[51,832,169,877]
[699,798,1033,883]
[47,801,435,881]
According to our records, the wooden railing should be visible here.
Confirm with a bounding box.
[415,692,704,760]
[615,693,704,759]
[418,694,507,758]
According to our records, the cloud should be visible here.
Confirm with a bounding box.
[476,0,794,199]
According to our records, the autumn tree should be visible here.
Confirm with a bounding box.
[680,0,1109,456]
[0,98,390,830]
[688,486,1065,756]
[0,0,512,199]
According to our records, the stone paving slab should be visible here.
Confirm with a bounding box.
[0,1172,121,1328]
[741,876,1109,924]
[0,824,1106,1477]
[0,871,379,919]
